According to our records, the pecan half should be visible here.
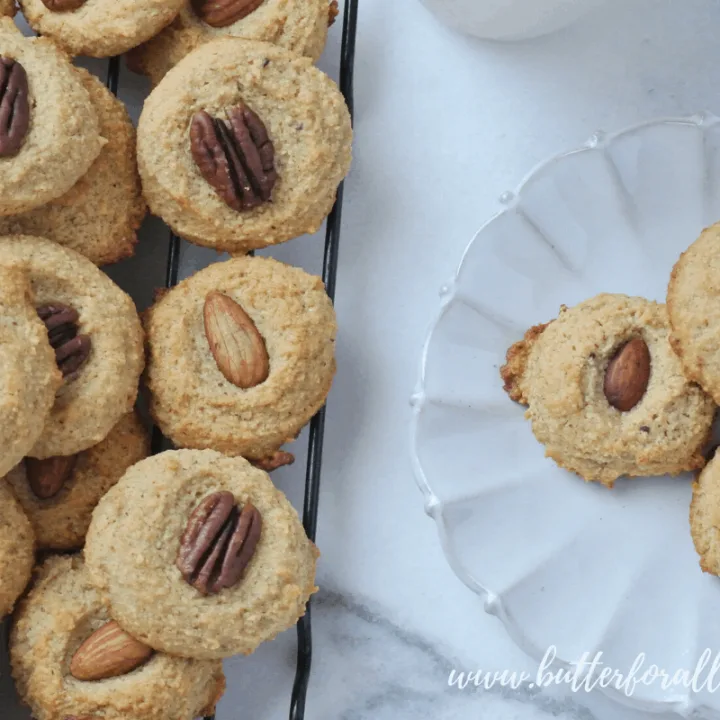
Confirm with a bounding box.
[25,455,76,499]
[328,0,339,26]
[41,0,87,10]
[192,0,264,27]
[37,303,91,378]
[190,104,277,212]
[0,58,29,158]
[176,491,262,595]
[250,451,295,472]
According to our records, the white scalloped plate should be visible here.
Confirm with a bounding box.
[411,115,720,717]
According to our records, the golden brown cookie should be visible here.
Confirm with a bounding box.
[0,68,146,265]
[690,453,720,575]
[0,19,103,216]
[128,0,332,86]
[85,449,319,659]
[501,294,715,487]
[11,555,225,720]
[0,265,61,478]
[668,222,720,404]
[137,37,352,254]
[0,481,34,619]
[17,0,185,58]
[145,255,336,460]
[5,412,150,550]
[0,235,145,459]
[0,0,15,16]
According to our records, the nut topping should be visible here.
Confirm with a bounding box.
[190,104,277,212]
[603,337,651,412]
[37,303,91,378]
[250,451,295,472]
[176,491,262,596]
[69,621,153,682]
[203,291,269,389]
[41,0,87,10]
[25,455,76,499]
[192,0,264,27]
[329,0,339,26]
[0,58,29,158]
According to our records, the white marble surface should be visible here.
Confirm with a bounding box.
[7,1,720,719]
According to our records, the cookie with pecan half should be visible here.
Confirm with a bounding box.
[17,0,185,57]
[0,480,34,619]
[137,37,352,254]
[0,68,146,265]
[11,555,225,720]
[0,19,103,215]
[145,255,336,460]
[128,0,332,86]
[85,449,318,658]
[5,412,150,550]
[0,235,145,459]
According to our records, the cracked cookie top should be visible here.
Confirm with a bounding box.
[501,294,715,487]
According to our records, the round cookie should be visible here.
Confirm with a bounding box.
[0,482,34,618]
[668,222,720,404]
[0,235,145,459]
[11,555,225,720]
[0,68,146,265]
[5,412,150,550]
[85,449,319,659]
[17,0,185,58]
[128,0,332,86]
[0,19,103,215]
[500,294,715,487]
[691,453,720,575]
[0,265,61,478]
[145,255,336,460]
[137,38,352,254]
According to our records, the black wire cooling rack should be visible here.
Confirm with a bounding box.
[104,2,358,718]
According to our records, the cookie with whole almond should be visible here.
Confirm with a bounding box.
[17,0,185,57]
[145,255,336,460]
[5,412,149,550]
[137,37,352,255]
[0,481,34,619]
[0,235,145,459]
[128,0,332,86]
[11,555,225,720]
[0,68,146,265]
[85,449,319,659]
[500,294,715,487]
[0,18,103,216]
[0,265,61,478]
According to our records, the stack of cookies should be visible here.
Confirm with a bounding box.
[0,2,351,719]
[500,222,720,583]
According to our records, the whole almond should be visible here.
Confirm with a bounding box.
[70,621,153,681]
[25,455,77,500]
[203,291,269,389]
[603,337,651,412]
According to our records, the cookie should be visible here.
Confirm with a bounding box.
[145,255,336,460]
[0,481,34,618]
[85,449,319,659]
[500,294,715,487]
[17,0,185,58]
[137,38,352,254]
[0,0,15,16]
[0,265,61,478]
[0,235,145,459]
[11,555,225,720]
[128,0,332,86]
[0,19,103,215]
[0,68,146,265]
[668,222,720,404]
[5,412,150,550]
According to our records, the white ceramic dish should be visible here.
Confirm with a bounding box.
[411,114,720,717]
